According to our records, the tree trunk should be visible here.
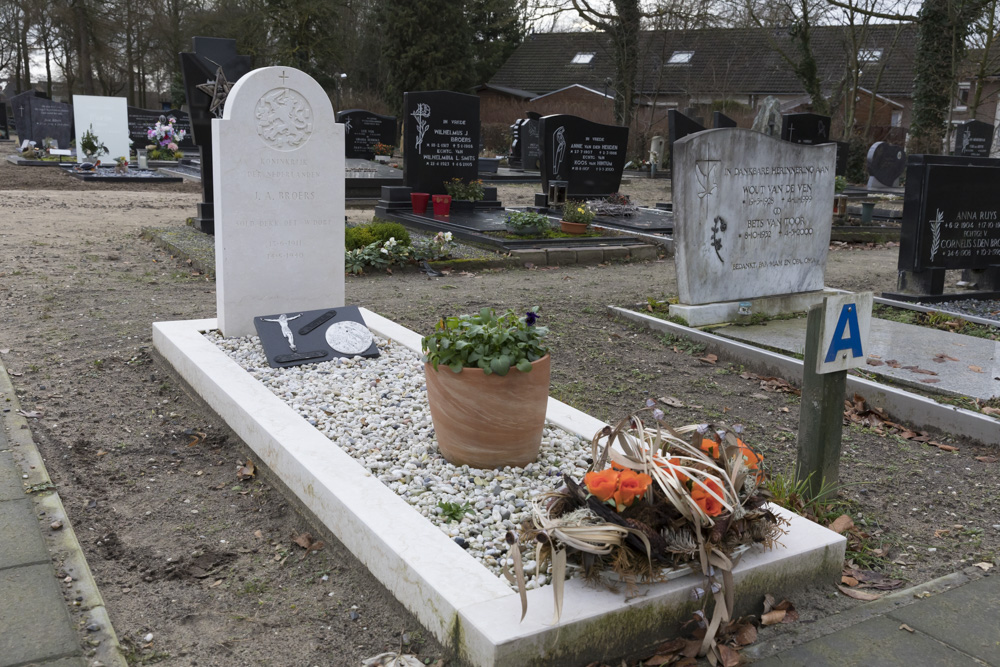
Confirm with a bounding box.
[610,0,641,128]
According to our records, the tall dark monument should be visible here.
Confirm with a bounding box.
[179,37,252,234]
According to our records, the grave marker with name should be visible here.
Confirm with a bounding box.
[403,90,479,195]
[866,141,906,189]
[336,109,396,159]
[10,91,73,148]
[672,128,835,305]
[180,36,253,234]
[781,113,830,145]
[73,95,130,162]
[127,107,195,150]
[213,66,345,338]
[539,114,628,198]
[953,120,993,157]
[520,115,541,171]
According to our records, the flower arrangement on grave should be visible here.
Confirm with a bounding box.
[504,210,551,235]
[561,200,595,225]
[443,177,485,202]
[79,124,108,160]
[589,192,639,218]
[113,156,129,174]
[145,116,186,160]
[422,308,550,468]
[373,142,394,156]
[503,400,785,661]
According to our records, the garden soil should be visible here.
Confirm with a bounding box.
[1,159,997,666]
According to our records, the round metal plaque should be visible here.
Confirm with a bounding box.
[325,321,374,356]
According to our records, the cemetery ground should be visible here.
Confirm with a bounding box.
[1,157,998,665]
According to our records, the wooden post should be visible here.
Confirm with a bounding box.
[796,305,847,501]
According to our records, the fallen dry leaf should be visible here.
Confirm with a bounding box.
[18,409,43,418]
[829,514,855,534]
[899,624,915,633]
[236,459,255,481]
[932,443,959,452]
[292,532,315,549]
[975,456,998,463]
[969,365,983,373]
[837,585,880,601]
[187,431,206,447]
[717,644,741,667]
[974,562,993,571]
[885,359,900,368]
[659,396,686,408]
[698,353,718,364]
[920,378,941,384]
[761,609,786,626]
[982,406,1000,417]
[253,529,264,539]
[841,575,859,587]
[866,358,885,366]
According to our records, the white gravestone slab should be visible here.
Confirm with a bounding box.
[673,129,836,305]
[213,67,345,338]
[73,95,130,162]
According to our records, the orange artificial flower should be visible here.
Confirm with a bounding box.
[584,468,619,502]
[691,478,725,517]
[613,469,653,510]
[737,439,762,471]
[659,457,689,485]
[699,438,721,459]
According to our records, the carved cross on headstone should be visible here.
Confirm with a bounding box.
[279,70,289,84]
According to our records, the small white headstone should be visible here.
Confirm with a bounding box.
[73,95,129,162]
[673,129,836,305]
[213,66,345,338]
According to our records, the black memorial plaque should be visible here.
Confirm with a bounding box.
[403,91,479,195]
[867,141,906,187]
[337,109,397,160]
[539,114,629,199]
[126,107,195,150]
[519,115,541,171]
[10,91,73,148]
[712,112,737,129]
[898,155,1000,273]
[954,120,994,157]
[780,113,830,145]
[253,305,380,369]
[179,37,252,234]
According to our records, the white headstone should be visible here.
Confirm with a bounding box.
[73,95,129,162]
[673,129,835,305]
[213,66,345,338]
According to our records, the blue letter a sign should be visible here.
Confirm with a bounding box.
[824,303,864,363]
[816,293,872,374]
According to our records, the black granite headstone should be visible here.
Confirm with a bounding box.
[781,113,830,145]
[668,109,705,147]
[253,305,380,369]
[507,119,523,168]
[0,102,8,140]
[403,90,480,195]
[9,91,73,148]
[539,114,629,199]
[519,117,541,171]
[953,120,994,157]
[712,112,737,129]
[834,140,849,177]
[179,37,252,234]
[336,109,397,160]
[867,141,906,188]
[127,107,195,150]
[892,154,1000,298]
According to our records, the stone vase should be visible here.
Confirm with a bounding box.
[560,220,588,235]
[424,355,550,469]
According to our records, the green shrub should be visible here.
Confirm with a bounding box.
[345,220,411,250]
[345,226,378,250]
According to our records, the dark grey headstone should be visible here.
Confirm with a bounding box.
[0,102,8,140]
[403,90,480,195]
[253,306,379,369]
[954,120,994,157]
[867,142,906,188]
[126,107,195,150]
[337,109,396,160]
[10,91,73,148]
[834,140,849,177]
[539,114,629,199]
[712,112,737,129]
[897,154,1000,274]
[179,37,252,234]
[668,109,705,147]
[519,117,541,171]
[781,113,830,145]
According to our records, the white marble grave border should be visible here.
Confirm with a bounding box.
[152,311,845,667]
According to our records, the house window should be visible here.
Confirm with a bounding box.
[571,52,594,65]
[858,49,882,63]
[667,51,694,65]
[956,83,970,111]
[891,110,902,127]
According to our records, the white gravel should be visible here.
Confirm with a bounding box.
[208,331,593,588]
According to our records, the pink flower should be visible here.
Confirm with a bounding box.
[167,142,178,151]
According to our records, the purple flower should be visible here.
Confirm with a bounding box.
[525,311,538,326]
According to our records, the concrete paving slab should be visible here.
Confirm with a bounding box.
[889,572,1000,665]
[0,498,49,570]
[0,451,25,501]
[716,317,999,401]
[750,615,981,666]
[0,563,81,667]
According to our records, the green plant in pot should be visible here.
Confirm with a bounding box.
[444,178,485,211]
[560,200,595,234]
[504,210,550,236]
[422,307,550,469]
[79,124,107,162]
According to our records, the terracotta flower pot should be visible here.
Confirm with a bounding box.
[432,194,452,216]
[424,355,550,469]
[560,220,588,235]
[411,192,430,215]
